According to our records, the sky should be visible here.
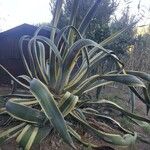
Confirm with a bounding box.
[0,0,51,31]
[0,0,150,32]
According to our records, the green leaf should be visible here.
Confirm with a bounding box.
[129,89,136,113]
[59,92,78,117]
[50,0,63,41]
[0,123,26,144]
[69,0,79,26]
[68,125,99,148]
[17,125,52,150]
[131,119,150,134]
[0,65,29,89]
[6,99,46,125]
[71,112,137,146]
[16,125,34,149]
[29,39,48,84]
[126,70,150,82]
[90,100,150,123]
[66,53,109,92]
[99,22,137,47]
[32,126,52,145]
[2,94,34,99]
[32,36,62,61]
[30,78,75,149]
[78,0,102,35]
[19,35,33,78]
[17,75,31,83]
[37,42,46,75]
[60,39,101,91]
[101,74,146,87]
[82,110,132,134]
[0,96,7,108]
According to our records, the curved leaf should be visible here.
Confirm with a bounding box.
[6,99,46,125]
[0,65,29,89]
[59,92,78,117]
[0,123,26,144]
[90,100,150,123]
[126,70,150,82]
[71,112,137,146]
[30,78,75,149]
[78,0,102,35]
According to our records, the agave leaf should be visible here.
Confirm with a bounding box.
[129,89,136,113]
[8,98,38,106]
[75,108,87,122]
[129,87,149,106]
[17,75,32,83]
[69,126,114,149]
[35,35,62,85]
[72,73,145,96]
[144,89,150,114]
[129,77,150,114]
[60,39,101,90]
[32,126,52,145]
[2,94,34,99]
[68,125,99,148]
[17,125,50,149]
[33,36,62,61]
[59,92,78,117]
[99,22,137,47]
[54,26,69,48]
[66,53,109,91]
[71,112,137,146]
[82,110,132,134]
[78,0,102,35]
[90,100,150,123]
[75,81,113,95]
[19,35,33,78]
[56,38,91,91]
[49,0,64,86]
[6,99,46,124]
[27,37,38,78]
[0,96,7,113]
[34,25,59,37]
[0,96,7,108]
[69,0,79,26]
[0,107,6,114]
[68,50,122,90]
[82,108,99,114]
[0,65,29,89]
[29,39,48,84]
[50,0,63,41]
[101,74,146,87]
[16,124,37,150]
[55,26,82,51]
[25,127,39,150]
[67,0,80,44]
[30,78,75,149]
[130,86,150,114]
[126,70,150,82]
[33,35,62,86]
[37,42,46,75]
[135,120,150,134]
[0,123,26,144]
[138,136,150,144]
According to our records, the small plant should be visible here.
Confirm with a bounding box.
[0,0,150,149]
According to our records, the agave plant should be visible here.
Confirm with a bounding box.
[0,0,150,149]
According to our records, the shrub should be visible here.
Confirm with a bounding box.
[0,0,150,149]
